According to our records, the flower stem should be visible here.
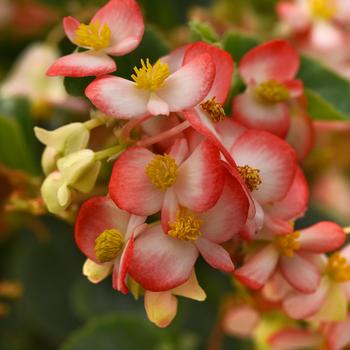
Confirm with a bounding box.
[120,115,152,139]
[94,145,125,161]
[137,120,191,147]
[84,117,105,130]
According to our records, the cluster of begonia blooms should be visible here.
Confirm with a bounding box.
[35,0,350,348]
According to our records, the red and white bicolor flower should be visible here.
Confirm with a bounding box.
[235,222,346,293]
[283,242,350,322]
[326,313,350,350]
[144,270,206,328]
[127,169,249,291]
[232,40,303,138]
[109,138,225,230]
[85,50,215,119]
[277,0,350,52]
[75,195,147,294]
[228,129,298,239]
[47,0,144,77]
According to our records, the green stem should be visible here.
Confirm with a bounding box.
[94,145,125,161]
[84,118,105,130]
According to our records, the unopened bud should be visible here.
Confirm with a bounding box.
[83,259,112,284]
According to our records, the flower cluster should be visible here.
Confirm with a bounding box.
[35,0,350,346]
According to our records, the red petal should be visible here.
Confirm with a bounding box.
[63,16,80,44]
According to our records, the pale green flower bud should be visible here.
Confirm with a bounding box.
[41,146,59,175]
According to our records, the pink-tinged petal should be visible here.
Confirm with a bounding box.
[264,215,293,235]
[216,119,246,153]
[310,22,345,51]
[75,196,130,262]
[92,0,144,56]
[174,140,224,212]
[235,244,279,289]
[269,328,321,350]
[266,167,309,221]
[112,233,134,294]
[168,137,189,165]
[239,40,300,84]
[231,129,297,204]
[172,270,206,301]
[161,188,178,233]
[262,272,292,302]
[199,170,249,243]
[298,222,346,253]
[47,51,116,77]
[276,2,310,32]
[283,278,329,320]
[147,93,169,116]
[284,79,303,98]
[109,147,163,216]
[341,244,350,262]
[183,41,234,103]
[63,16,80,44]
[157,53,215,112]
[160,45,187,73]
[144,291,177,328]
[326,315,350,350]
[128,225,199,291]
[279,254,321,294]
[125,215,147,240]
[232,92,290,138]
[223,305,260,338]
[195,238,234,272]
[287,110,314,162]
[85,76,149,119]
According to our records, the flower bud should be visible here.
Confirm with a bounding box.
[34,122,89,156]
[41,146,59,175]
[83,259,112,284]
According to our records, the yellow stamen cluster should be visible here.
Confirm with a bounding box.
[168,209,203,242]
[237,165,262,192]
[132,59,170,92]
[145,154,178,191]
[74,20,111,50]
[255,80,290,103]
[326,252,350,283]
[200,97,226,123]
[274,231,301,257]
[309,0,336,20]
[94,229,124,263]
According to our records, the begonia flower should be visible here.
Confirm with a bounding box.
[128,169,249,291]
[75,195,147,294]
[232,40,303,137]
[326,314,350,350]
[85,52,215,119]
[47,0,144,77]
[235,222,345,293]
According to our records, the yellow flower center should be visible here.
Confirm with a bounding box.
[131,59,170,92]
[237,165,262,192]
[145,154,178,191]
[200,97,226,123]
[326,252,350,283]
[94,229,124,263]
[255,80,290,103]
[309,0,336,20]
[274,231,301,257]
[74,20,111,50]
[168,209,203,242]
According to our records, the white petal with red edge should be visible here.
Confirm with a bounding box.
[269,328,321,350]
[183,41,234,103]
[168,138,189,165]
[63,16,80,45]
[298,221,346,253]
[231,129,297,204]
[144,291,177,328]
[262,272,292,302]
[160,45,187,73]
[109,147,164,216]
[157,53,215,112]
[326,315,350,350]
[239,40,300,85]
[232,92,290,138]
[92,0,144,56]
[279,253,321,294]
[235,244,279,289]
[199,170,249,243]
[195,238,234,272]
[283,277,329,320]
[161,188,179,233]
[128,225,199,291]
[75,196,132,262]
[310,22,345,51]
[174,140,224,212]
[276,2,310,32]
[284,79,303,98]
[85,76,149,119]
[147,93,169,116]
[47,51,116,77]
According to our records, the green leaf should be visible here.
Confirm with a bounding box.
[298,57,350,120]
[60,315,169,350]
[189,20,219,44]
